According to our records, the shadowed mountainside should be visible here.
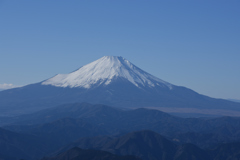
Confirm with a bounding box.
[4,103,240,149]
[42,147,141,160]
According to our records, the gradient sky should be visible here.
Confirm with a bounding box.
[0,0,240,99]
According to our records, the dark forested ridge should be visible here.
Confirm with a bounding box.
[42,147,141,160]
[46,130,240,160]
[3,103,240,145]
[1,103,240,159]
[4,103,240,146]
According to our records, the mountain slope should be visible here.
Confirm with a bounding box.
[19,118,107,147]
[0,127,53,160]
[100,130,177,160]
[211,142,240,160]
[53,130,211,160]
[4,103,240,147]
[53,130,240,160]
[1,56,240,116]
[42,147,141,160]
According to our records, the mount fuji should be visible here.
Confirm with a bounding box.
[42,56,173,89]
[0,56,240,116]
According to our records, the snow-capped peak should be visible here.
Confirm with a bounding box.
[42,56,173,89]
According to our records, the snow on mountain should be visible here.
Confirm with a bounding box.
[42,56,173,89]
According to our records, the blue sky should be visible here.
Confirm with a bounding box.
[0,0,240,99]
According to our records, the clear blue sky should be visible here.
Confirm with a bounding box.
[0,0,240,99]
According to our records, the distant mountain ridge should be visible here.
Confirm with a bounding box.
[3,103,240,160]
[4,103,240,148]
[2,126,240,160]
[0,56,240,116]
[42,147,141,160]
[0,127,52,160]
[49,130,238,160]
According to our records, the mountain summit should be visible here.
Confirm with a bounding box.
[42,56,172,89]
[1,56,240,117]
